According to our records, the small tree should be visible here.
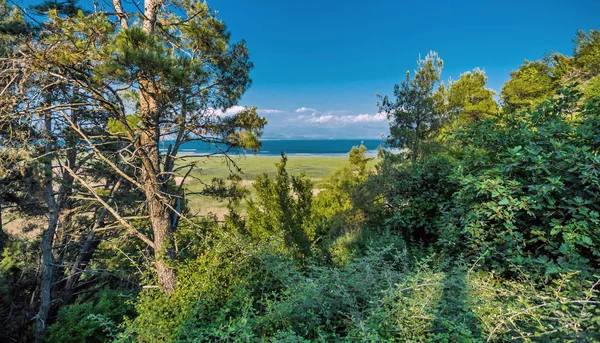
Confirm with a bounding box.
[573,29,600,77]
[379,51,445,162]
[447,68,497,126]
[500,60,558,113]
[246,154,313,260]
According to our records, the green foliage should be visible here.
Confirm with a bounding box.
[30,0,83,17]
[348,144,371,172]
[573,29,600,77]
[107,115,141,135]
[122,229,411,342]
[249,233,408,341]
[119,231,294,342]
[385,155,457,245]
[446,86,600,276]
[310,144,387,265]
[501,60,558,113]
[379,51,446,161]
[0,0,30,55]
[1,239,39,273]
[130,233,599,343]
[583,74,600,100]
[469,270,600,342]
[245,154,313,259]
[313,146,374,226]
[352,259,474,343]
[45,290,135,343]
[447,68,498,126]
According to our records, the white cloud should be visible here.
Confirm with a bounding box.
[258,108,284,114]
[298,112,387,125]
[341,112,387,123]
[210,105,245,117]
[295,107,317,113]
[306,115,333,123]
[324,110,351,115]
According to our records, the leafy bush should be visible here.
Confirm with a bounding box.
[119,231,268,342]
[385,155,457,245]
[45,289,134,343]
[445,87,600,276]
[468,270,600,342]
[311,144,384,264]
[120,229,411,342]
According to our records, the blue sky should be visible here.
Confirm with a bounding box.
[207,0,599,138]
[20,0,600,138]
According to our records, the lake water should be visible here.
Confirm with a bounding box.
[162,139,383,156]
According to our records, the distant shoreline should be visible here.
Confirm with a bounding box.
[162,138,382,158]
[176,152,378,158]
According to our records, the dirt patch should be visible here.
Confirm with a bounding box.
[238,180,254,187]
[4,215,45,240]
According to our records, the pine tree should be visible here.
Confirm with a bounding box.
[379,51,445,161]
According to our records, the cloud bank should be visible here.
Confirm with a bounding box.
[205,105,389,139]
[300,112,386,124]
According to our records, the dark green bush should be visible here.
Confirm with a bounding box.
[445,87,600,276]
[385,155,457,245]
[45,289,134,343]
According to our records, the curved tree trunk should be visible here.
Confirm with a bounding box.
[149,196,176,292]
[0,199,5,259]
[35,109,58,343]
[137,0,176,293]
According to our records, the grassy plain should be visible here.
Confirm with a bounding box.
[176,155,367,217]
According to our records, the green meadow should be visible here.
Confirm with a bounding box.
[178,154,368,217]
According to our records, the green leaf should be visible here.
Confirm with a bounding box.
[498,198,509,206]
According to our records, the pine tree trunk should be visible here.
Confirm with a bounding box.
[53,94,79,266]
[137,0,176,293]
[35,110,58,343]
[138,108,176,292]
[149,196,176,292]
[412,122,420,162]
[137,72,176,291]
[0,198,5,258]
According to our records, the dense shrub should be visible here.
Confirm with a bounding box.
[468,270,600,342]
[119,231,268,342]
[120,230,411,342]
[311,144,385,264]
[45,290,134,343]
[445,87,600,276]
[385,155,457,245]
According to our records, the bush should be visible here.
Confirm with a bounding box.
[119,231,272,342]
[245,153,314,260]
[45,289,134,343]
[120,230,412,342]
[385,155,457,245]
[445,87,600,276]
[468,270,600,342]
